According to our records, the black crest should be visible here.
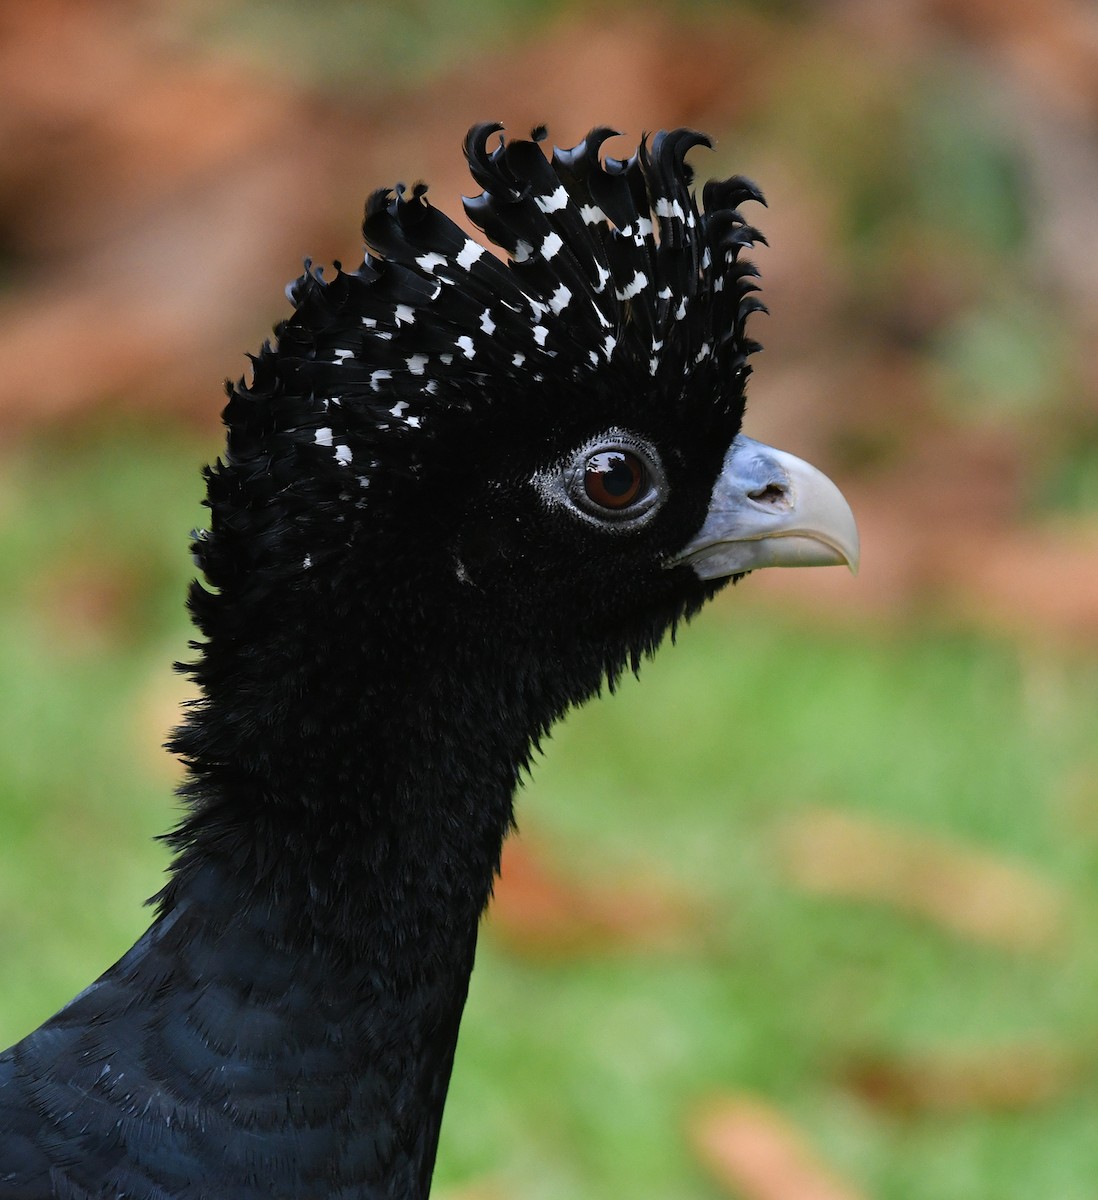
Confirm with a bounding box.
[196,124,766,596]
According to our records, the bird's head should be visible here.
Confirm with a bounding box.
[192,123,858,711]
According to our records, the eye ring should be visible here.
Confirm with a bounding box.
[584,450,647,511]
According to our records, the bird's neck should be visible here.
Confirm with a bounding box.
[144,846,476,1196]
[155,592,551,1193]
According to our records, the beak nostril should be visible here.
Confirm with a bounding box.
[748,482,789,505]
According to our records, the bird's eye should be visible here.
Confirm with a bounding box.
[534,430,664,528]
[584,451,646,510]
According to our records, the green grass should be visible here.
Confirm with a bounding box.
[2,425,1097,1199]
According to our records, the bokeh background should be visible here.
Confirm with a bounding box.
[2,2,1098,1197]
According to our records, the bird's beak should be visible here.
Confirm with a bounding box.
[672,435,860,579]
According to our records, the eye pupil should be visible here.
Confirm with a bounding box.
[585,451,645,509]
[598,456,635,497]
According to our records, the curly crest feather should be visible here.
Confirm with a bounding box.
[194,124,766,600]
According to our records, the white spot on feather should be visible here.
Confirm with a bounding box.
[480,309,496,336]
[615,271,648,301]
[406,354,428,375]
[675,299,688,321]
[335,444,353,466]
[512,352,526,368]
[580,203,606,225]
[457,241,485,271]
[370,370,392,391]
[533,326,548,347]
[314,427,333,447]
[637,216,653,238]
[394,304,415,326]
[655,197,685,222]
[417,252,447,273]
[333,349,354,363]
[541,231,563,260]
[456,335,476,359]
[513,239,533,263]
[535,185,568,213]
[549,284,572,314]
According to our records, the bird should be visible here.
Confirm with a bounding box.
[0,122,858,1199]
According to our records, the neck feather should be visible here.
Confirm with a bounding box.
[152,584,550,1193]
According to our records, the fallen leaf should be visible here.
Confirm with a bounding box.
[777,808,1066,951]
[690,1094,866,1200]
[432,1180,507,1200]
[488,836,703,959]
[842,1044,1079,1114]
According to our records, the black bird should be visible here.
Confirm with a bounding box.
[0,123,858,1199]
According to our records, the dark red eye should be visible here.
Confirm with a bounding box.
[584,450,646,510]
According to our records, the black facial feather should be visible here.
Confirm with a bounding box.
[170,124,771,897]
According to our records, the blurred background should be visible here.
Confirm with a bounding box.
[1,1,1097,1197]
